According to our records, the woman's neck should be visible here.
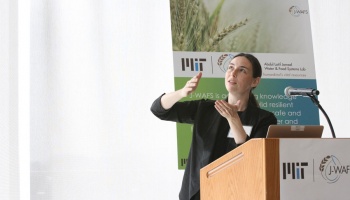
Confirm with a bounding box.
[227,93,249,111]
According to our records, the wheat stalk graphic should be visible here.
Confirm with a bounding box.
[319,155,331,172]
[170,0,258,52]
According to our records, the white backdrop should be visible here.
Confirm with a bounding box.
[1,0,19,199]
[1,0,350,199]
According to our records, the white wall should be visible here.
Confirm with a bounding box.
[309,0,350,138]
[0,0,19,199]
[1,0,349,200]
[29,0,183,199]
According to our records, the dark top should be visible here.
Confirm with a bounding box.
[150,94,277,200]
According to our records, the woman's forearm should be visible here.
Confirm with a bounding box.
[160,90,184,110]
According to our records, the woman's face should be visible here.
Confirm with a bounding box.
[225,56,260,95]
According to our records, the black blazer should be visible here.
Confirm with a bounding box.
[151,94,277,200]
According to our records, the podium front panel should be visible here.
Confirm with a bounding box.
[279,138,350,200]
[200,138,350,200]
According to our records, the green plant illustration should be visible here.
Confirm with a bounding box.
[170,0,258,52]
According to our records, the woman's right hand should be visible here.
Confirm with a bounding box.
[160,72,202,110]
[180,72,202,97]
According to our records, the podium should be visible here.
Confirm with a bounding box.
[200,138,350,200]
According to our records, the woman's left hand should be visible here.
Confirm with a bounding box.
[214,100,240,119]
[215,100,247,143]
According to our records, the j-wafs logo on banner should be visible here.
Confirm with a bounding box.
[217,53,234,73]
[289,6,309,17]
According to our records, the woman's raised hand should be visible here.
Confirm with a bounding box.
[180,72,202,97]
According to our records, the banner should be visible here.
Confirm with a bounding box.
[169,0,318,169]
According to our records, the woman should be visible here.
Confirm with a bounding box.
[150,53,277,200]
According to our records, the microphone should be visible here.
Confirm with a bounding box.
[284,86,320,97]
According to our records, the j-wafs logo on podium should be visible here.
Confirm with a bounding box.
[319,155,350,184]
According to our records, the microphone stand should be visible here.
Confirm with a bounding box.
[308,94,336,138]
